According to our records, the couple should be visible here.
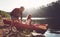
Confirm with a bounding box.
[10,6,32,25]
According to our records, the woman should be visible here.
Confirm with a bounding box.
[25,14,32,25]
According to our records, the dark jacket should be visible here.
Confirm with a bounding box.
[10,8,22,18]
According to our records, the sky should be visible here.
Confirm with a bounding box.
[0,0,57,12]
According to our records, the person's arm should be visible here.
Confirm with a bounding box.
[30,19,32,25]
[21,12,22,21]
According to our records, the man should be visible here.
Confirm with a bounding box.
[10,7,25,35]
[10,6,25,22]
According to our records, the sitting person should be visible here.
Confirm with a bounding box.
[25,14,32,25]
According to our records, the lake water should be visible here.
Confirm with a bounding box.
[44,30,60,37]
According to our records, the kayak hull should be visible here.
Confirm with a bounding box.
[3,20,48,34]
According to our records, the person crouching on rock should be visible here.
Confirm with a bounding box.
[10,6,25,23]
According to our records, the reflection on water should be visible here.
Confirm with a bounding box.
[44,30,60,37]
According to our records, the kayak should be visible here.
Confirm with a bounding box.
[3,20,48,34]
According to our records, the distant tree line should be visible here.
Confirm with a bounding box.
[41,0,60,29]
